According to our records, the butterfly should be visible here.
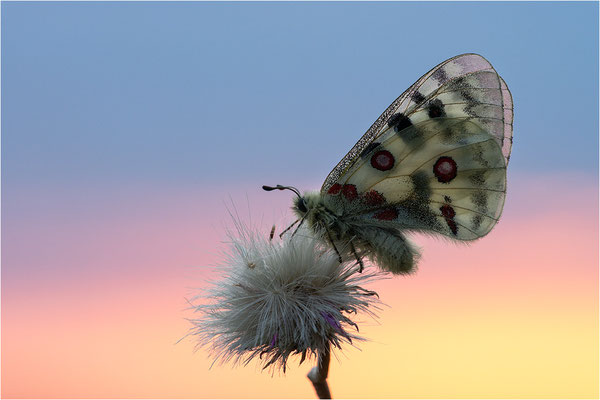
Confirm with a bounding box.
[264,53,513,274]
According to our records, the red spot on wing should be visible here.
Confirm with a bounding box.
[433,156,458,183]
[370,150,395,171]
[328,183,342,195]
[374,207,398,221]
[440,204,456,219]
[446,219,458,235]
[342,184,358,201]
[440,204,458,235]
[363,190,385,206]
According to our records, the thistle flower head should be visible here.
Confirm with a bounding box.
[186,221,383,372]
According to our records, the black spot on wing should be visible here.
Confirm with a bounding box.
[472,214,483,230]
[468,170,486,187]
[395,202,440,232]
[410,171,431,201]
[397,125,423,147]
[471,190,488,214]
[448,76,468,90]
[472,146,491,168]
[388,113,412,133]
[411,91,426,105]
[389,114,425,149]
[432,68,449,83]
[460,90,478,116]
[460,89,476,103]
[393,171,438,230]
[427,99,446,118]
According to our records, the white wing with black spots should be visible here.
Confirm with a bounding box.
[322,54,513,195]
[323,117,507,240]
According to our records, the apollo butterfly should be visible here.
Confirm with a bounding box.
[264,53,513,274]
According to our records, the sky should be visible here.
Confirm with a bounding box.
[2,1,598,399]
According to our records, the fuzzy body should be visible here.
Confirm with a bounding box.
[293,192,419,274]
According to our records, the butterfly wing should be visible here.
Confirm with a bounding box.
[339,117,506,240]
[322,53,513,193]
[321,54,512,241]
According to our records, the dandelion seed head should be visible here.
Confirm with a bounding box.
[186,222,383,372]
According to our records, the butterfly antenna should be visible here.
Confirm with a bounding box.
[263,184,305,238]
[262,184,301,198]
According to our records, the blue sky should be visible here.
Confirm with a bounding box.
[2,1,598,189]
[2,4,599,399]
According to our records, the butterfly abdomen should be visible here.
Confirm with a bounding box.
[356,227,420,274]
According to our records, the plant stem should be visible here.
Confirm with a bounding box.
[307,345,331,399]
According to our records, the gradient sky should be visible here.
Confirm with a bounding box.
[2,2,598,399]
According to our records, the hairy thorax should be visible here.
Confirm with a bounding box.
[292,192,350,238]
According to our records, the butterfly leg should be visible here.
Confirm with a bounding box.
[349,240,364,273]
[290,216,307,237]
[279,219,300,239]
[325,228,343,264]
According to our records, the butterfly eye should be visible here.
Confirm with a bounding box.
[297,197,308,213]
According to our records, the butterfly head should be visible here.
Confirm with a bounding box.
[294,196,308,214]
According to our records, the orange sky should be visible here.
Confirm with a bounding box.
[2,177,598,399]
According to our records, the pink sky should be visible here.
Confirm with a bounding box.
[2,173,598,398]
